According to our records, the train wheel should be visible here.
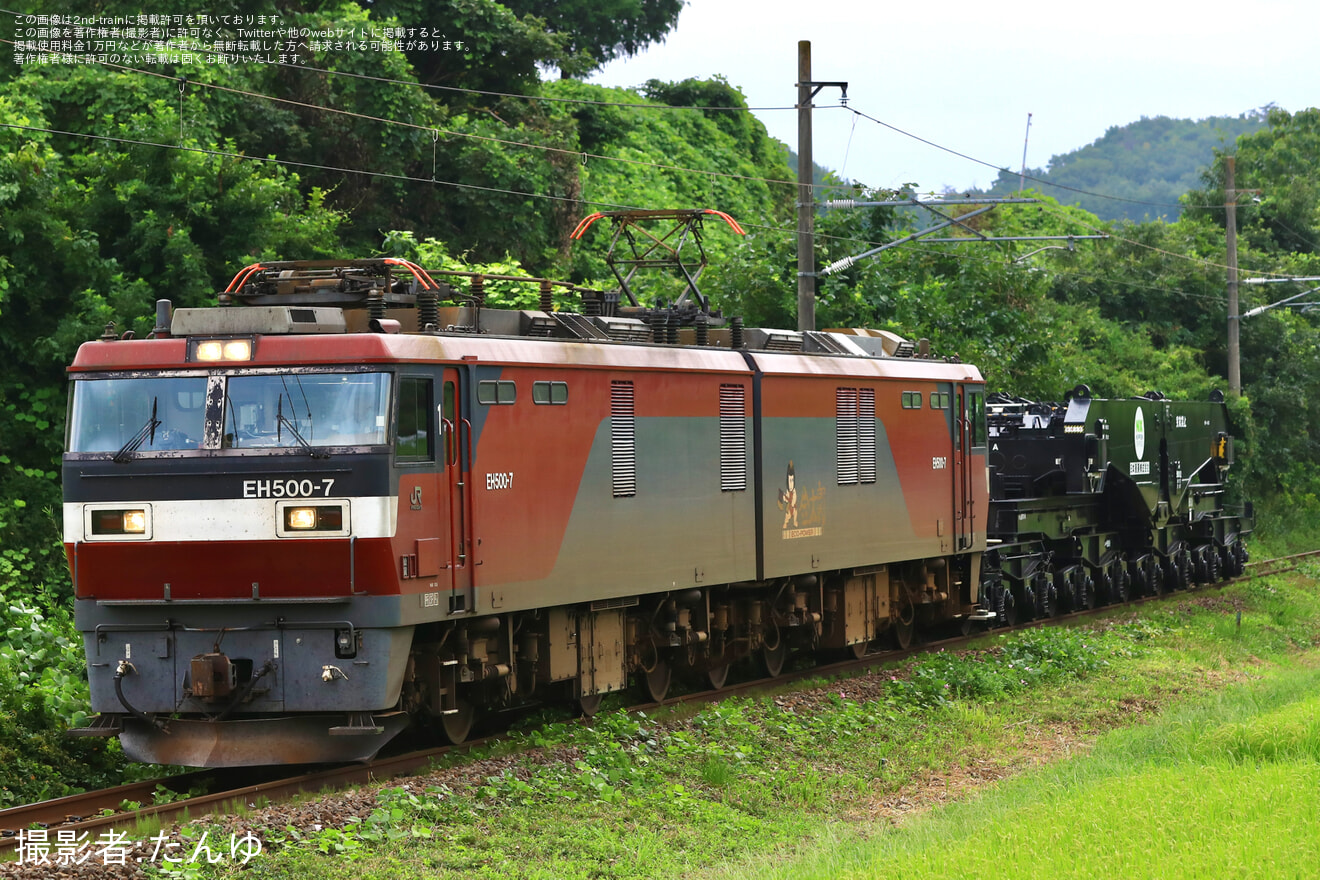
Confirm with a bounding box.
[1149,562,1165,597]
[1036,575,1056,618]
[1162,560,1180,592]
[849,641,870,660]
[1114,567,1135,601]
[999,589,1018,627]
[892,619,915,649]
[1080,576,1096,610]
[706,662,730,690]
[577,692,604,717]
[643,660,673,702]
[440,699,475,745]
[760,641,788,678]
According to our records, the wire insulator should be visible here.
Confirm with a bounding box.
[821,255,856,276]
[583,290,602,317]
[418,289,439,332]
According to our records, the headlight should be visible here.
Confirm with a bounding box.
[279,503,347,536]
[189,337,255,362]
[195,340,224,362]
[86,506,152,539]
[223,340,252,361]
[285,507,319,530]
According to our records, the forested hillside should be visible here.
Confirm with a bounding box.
[2,1,1320,795]
[969,111,1269,222]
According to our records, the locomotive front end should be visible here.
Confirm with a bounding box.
[66,305,415,766]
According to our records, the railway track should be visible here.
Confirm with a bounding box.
[4,547,1315,852]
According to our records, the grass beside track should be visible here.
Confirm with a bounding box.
[172,563,1320,880]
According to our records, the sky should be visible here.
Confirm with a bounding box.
[588,0,1317,194]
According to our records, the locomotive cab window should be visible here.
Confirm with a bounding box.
[68,376,209,452]
[395,377,434,461]
[968,390,987,447]
[223,373,390,448]
[442,380,457,465]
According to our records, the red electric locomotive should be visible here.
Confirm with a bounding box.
[65,259,990,766]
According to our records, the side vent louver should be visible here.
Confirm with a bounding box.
[836,387,877,485]
[859,388,876,483]
[719,385,747,491]
[836,388,859,485]
[611,381,636,497]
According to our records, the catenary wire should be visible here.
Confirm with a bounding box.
[3,118,1287,309]
[0,119,643,210]
[6,33,1248,219]
[0,37,806,190]
[844,105,1235,213]
[0,49,1296,284]
[4,115,1292,290]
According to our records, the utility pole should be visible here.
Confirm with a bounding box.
[796,41,814,333]
[795,41,846,332]
[1226,157,1240,396]
[1018,112,1032,193]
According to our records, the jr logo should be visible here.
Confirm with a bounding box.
[410,486,423,510]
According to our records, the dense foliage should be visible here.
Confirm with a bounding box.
[1,0,1319,794]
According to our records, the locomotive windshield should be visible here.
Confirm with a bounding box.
[223,373,390,448]
[68,376,208,452]
[68,372,392,453]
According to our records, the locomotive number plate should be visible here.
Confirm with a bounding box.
[932,457,948,470]
[242,477,337,498]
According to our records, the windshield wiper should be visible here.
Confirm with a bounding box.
[277,394,328,459]
[113,398,160,462]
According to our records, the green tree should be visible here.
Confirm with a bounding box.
[505,0,684,77]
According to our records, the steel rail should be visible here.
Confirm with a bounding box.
[4,547,1315,851]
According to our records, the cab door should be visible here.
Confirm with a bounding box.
[440,370,474,614]
[394,375,444,599]
[953,384,975,551]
